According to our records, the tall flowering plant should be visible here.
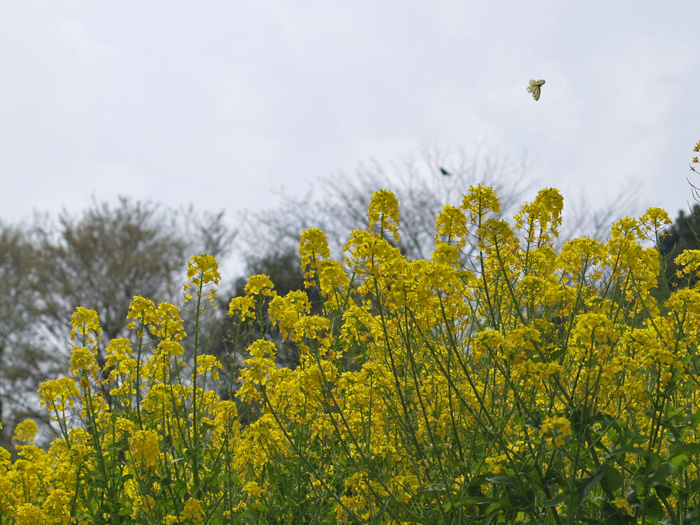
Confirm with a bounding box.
[3,187,700,524]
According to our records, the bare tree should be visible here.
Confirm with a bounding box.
[559,177,641,246]
[239,146,533,262]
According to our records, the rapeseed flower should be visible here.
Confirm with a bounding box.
[367,189,400,240]
[7,191,700,523]
[185,253,220,305]
[182,497,204,524]
[129,429,160,470]
[12,420,37,446]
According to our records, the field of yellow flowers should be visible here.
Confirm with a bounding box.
[3,186,700,524]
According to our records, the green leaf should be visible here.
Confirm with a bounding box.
[654,483,673,498]
[418,486,447,503]
[577,468,606,507]
[682,509,698,525]
[604,445,645,460]
[486,475,517,485]
[372,497,391,522]
[602,465,624,493]
[482,507,501,524]
[542,492,568,507]
[647,462,674,488]
[670,443,700,474]
[524,415,542,430]
[285,495,300,508]
[457,496,499,506]
[671,443,700,457]
[505,485,532,509]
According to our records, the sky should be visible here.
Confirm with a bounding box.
[2,2,699,276]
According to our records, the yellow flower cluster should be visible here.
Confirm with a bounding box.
[540,415,572,447]
[185,253,221,305]
[4,186,700,523]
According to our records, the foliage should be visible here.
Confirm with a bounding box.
[0,223,59,451]
[32,197,234,343]
[665,140,700,294]
[658,205,700,293]
[5,187,700,524]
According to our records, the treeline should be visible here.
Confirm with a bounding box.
[0,198,235,449]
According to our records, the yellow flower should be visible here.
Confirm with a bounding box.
[300,228,331,287]
[485,454,508,474]
[157,339,185,358]
[70,307,102,343]
[540,415,572,447]
[115,417,136,435]
[609,216,642,241]
[571,312,615,347]
[291,315,332,346]
[142,384,172,414]
[194,354,222,380]
[151,302,186,340]
[674,250,700,280]
[228,295,256,322]
[186,254,221,286]
[473,329,505,363]
[477,218,518,253]
[268,291,311,339]
[435,205,468,249]
[244,274,276,296]
[185,253,220,305]
[70,345,100,379]
[300,228,331,260]
[461,185,501,222]
[129,429,160,470]
[104,338,135,382]
[556,237,606,283]
[12,419,38,446]
[316,259,350,300]
[431,243,461,267]
[14,504,47,524]
[368,189,400,241]
[126,295,157,330]
[42,489,71,523]
[243,480,264,499]
[214,400,240,440]
[639,207,671,233]
[182,498,204,525]
[38,377,79,413]
[514,188,563,245]
[612,496,632,515]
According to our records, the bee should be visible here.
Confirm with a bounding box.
[527,79,545,101]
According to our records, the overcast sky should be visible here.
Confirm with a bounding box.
[2,2,699,271]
